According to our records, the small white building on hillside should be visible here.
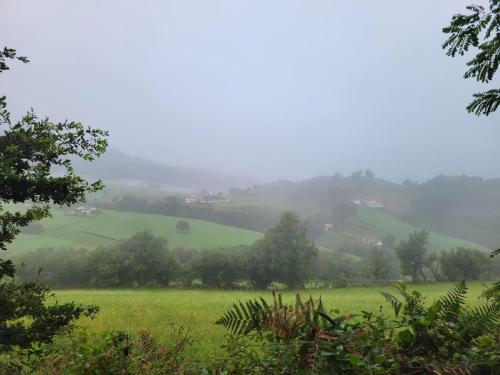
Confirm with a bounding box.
[185,193,230,204]
[361,236,383,247]
[352,199,385,208]
[364,200,385,208]
[185,195,200,204]
[67,205,101,216]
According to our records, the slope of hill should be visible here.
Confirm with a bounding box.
[73,149,257,190]
[407,175,500,249]
[212,199,487,253]
[316,208,488,253]
[230,173,500,249]
[13,171,495,257]
[7,209,263,254]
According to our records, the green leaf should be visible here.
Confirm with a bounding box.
[397,329,414,346]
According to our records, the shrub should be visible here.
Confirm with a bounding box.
[2,327,192,374]
[440,247,490,281]
[0,275,98,353]
[193,248,247,288]
[304,281,328,290]
[232,279,253,290]
[190,278,203,288]
[176,220,190,233]
[267,281,288,291]
[168,280,185,288]
[216,282,500,374]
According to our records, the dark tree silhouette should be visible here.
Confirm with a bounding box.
[0,47,107,351]
[176,220,190,233]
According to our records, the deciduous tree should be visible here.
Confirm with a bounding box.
[369,248,392,281]
[0,47,107,350]
[176,220,190,233]
[440,247,489,281]
[395,230,430,283]
[249,211,317,289]
[443,0,499,116]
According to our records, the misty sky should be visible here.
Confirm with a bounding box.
[2,0,499,183]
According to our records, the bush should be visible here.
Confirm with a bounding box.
[216,282,500,374]
[440,247,490,281]
[14,248,92,288]
[14,231,181,288]
[231,279,254,290]
[190,278,203,288]
[2,328,192,374]
[267,281,288,291]
[303,281,328,290]
[0,269,98,353]
[168,279,185,288]
[176,220,190,233]
[193,247,247,288]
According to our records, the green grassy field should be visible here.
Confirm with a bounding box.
[7,206,486,258]
[317,208,488,252]
[214,201,487,253]
[8,209,263,253]
[54,283,490,364]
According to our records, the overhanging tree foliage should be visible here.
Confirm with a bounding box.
[442,0,499,116]
[0,47,108,351]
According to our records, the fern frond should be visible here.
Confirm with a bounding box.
[217,293,330,338]
[438,280,467,322]
[216,299,271,335]
[381,291,402,317]
[137,330,157,354]
[461,301,500,338]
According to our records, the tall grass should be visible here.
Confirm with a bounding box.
[54,282,489,364]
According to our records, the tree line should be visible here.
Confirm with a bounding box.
[14,212,315,289]
[14,217,498,290]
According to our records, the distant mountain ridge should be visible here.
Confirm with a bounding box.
[74,149,257,190]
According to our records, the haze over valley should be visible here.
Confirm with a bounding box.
[1,1,499,373]
[3,0,500,182]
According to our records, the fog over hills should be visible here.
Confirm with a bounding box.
[3,1,500,182]
[74,148,500,249]
[74,149,258,190]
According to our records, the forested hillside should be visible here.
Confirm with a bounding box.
[405,176,500,248]
[230,171,500,249]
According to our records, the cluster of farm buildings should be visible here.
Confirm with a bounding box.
[322,198,386,246]
[184,192,230,204]
[66,205,102,216]
[352,199,385,208]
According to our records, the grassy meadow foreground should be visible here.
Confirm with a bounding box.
[54,282,489,364]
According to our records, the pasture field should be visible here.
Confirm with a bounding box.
[54,282,490,364]
[8,209,263,253]
[6,203,486,257]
